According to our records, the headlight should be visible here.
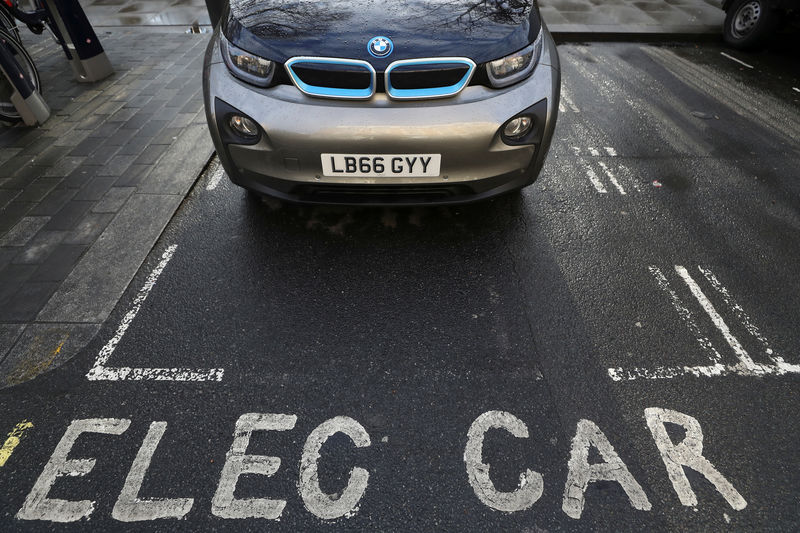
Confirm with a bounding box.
[220,32,275,87]
[486,32,542,88]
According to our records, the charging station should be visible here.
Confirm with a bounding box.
[42,0,113,83]
[0,35,49,125]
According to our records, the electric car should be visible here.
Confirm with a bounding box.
[203,0,560,204]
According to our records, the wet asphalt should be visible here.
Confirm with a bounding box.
[0,41,799,531]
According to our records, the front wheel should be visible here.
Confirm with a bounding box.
[723,0,779,50]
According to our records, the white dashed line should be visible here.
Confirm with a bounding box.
[793,87,800,94]
[86,245,225,382]
[597,161,626,195]
[720,52,753,69]
[604,147,618,157]
[588,147,601,157]
[585,165,607,194]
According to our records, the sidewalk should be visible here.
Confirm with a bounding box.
[541,0,724,36]
[0,28,212,388]
[79,0,725,36]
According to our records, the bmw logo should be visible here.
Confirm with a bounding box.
[367,36,393,58]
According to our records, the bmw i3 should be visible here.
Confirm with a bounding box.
[203,0,561,204]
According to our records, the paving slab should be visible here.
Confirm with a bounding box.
[37,193,183,324]
[0,28,213,387]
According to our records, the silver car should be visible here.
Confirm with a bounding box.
[203,0,560,205]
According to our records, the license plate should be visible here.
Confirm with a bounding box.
[321,154,441,178]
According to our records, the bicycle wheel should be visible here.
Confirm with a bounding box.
[0,27,41,124]
[0,8,21,43]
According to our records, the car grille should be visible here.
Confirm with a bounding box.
[284,57,376,100]
[385,58,476,100]
[283,57,476,101]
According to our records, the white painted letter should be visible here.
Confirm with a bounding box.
[211,413,297,519]
[645,408,746,510]
[464,411,543,512]
[17,418,131,522]
[112,422,193,521]
[562,419,651,519]
[299,416,371,519]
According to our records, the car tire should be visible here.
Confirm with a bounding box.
[723,0,779,50]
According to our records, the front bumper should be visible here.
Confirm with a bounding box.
[203,28,561,205]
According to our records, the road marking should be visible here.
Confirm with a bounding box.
[112,422,194,521]
[645,408,746,510]
[572,146,618,158]
[464,411,543,513]
[674,266,757,371]
[720,52,753,69]
[206,161,225,191]
[793,87,800,94]
[608,266,800,381]
[212,413,297,520]
[17,418,131,522]
[697,266,773,356]
[299,416,371,519]
[563,419,651,519]
[648,266,723,364]
[16,410,739,522]
[585,165,608,194]
[559,102,566,113]
[0,421,34,467]
[597,161,626,195]
[86,245,225,382]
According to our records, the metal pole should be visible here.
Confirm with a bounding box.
[42,0,113,83]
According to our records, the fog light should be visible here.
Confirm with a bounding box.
[503,116,532,139]
[229,115,259,138]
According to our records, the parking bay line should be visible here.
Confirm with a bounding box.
[597,161,626,195]
[584,164,607,194]
[86,245,225,382]
[608,265,800,381]
[720,52,753,69]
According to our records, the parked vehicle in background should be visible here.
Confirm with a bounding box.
[722,0,799,49]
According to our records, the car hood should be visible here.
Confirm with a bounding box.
[222,0,541,67]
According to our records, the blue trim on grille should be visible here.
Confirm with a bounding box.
[385,58,476,100]
[285,57,376,100]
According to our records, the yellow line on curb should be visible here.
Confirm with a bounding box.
[0,421,34,467]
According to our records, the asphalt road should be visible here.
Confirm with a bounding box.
[1,42,799,531]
